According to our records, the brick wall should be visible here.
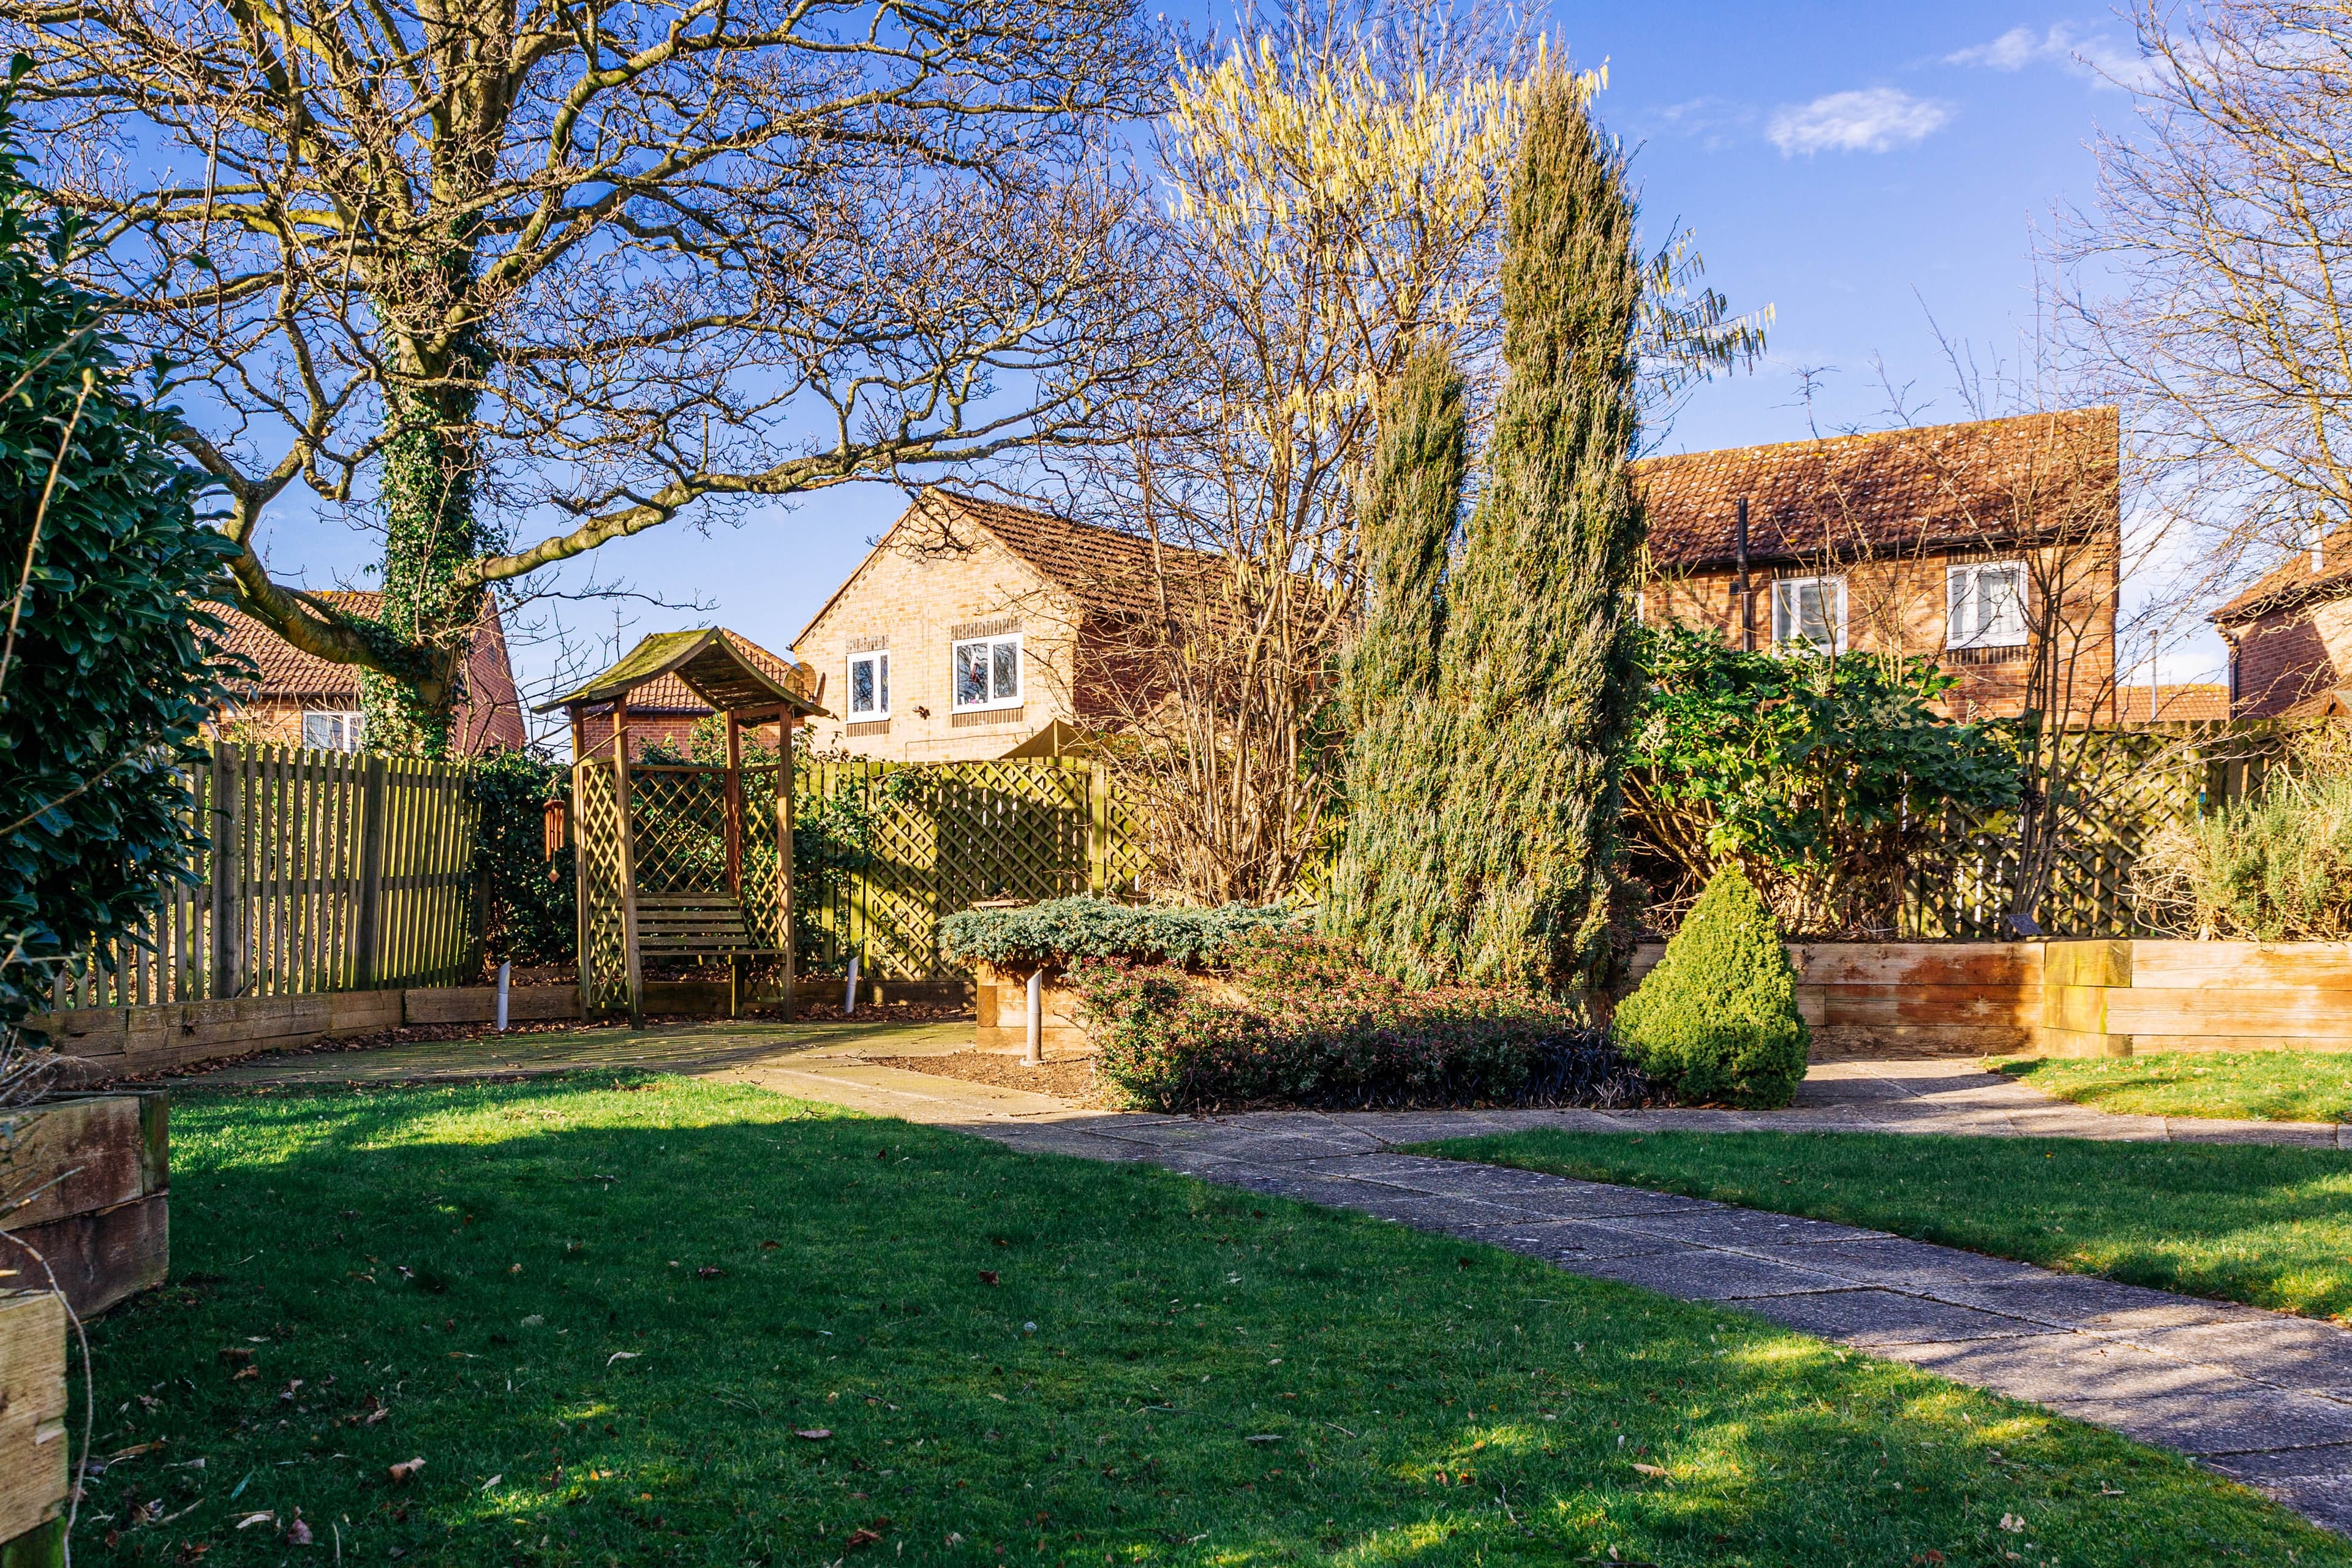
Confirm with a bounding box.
[2226,596,2352,717]
[1643,541,2117,722]
[794,520,1082,762]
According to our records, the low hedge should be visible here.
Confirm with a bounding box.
[937,895,1295,970]
[1071,931,1648,1112]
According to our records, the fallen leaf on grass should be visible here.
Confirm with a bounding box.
[696,1267,725,1279]
[173,1544,210,1566]
[606,1351,641,1366]
[760,1240,780,1250]
[216,1348,253,1368]
[230,1365,259,1382]
[978,1270,999,1286]
[794,1429,832,1441]
[388,1458,425,1483]
[1630,1463,1670,1480]
[285,1517,312,1546]
[1244,1435,1281,1444]
[480,1475,503,1491]
[235,1512,277,1530]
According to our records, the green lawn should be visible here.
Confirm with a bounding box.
[1996,1050,2352,1124]
[77,1077,2346,1566]
[1417,1128,2352,1323]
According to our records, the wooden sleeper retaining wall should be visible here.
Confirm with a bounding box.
[1629,938,2352,1059]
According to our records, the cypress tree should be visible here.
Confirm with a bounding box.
[1325,344,1468,982]
[1428,72,1645,994]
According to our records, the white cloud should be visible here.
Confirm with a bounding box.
[1946,23,2149,88]
[1766,88,1953,156]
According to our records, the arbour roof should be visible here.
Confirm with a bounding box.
[1630,408,2120,572]
[537,627,820,716]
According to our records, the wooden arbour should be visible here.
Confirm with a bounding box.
[537,629,825,1024]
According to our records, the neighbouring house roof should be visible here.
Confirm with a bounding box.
[793,489,1218,649]
[2282,687,2352,719]
[537,627,822,717]
[2211,526,2352,628]
[2112,682,2232,722]
[1631,408,2122,573]
[210,589,526,753]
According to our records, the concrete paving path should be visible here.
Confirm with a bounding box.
[178,1028,2352,1532]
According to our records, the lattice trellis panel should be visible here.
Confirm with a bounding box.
[740,762,789,953]
[573,758,631,1012]
[798,758,1153,980]
[1901,724,2296,938]
[628,766,731,894]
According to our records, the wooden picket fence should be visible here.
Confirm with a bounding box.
[53,742,481,1009]
[798,757,1153,981]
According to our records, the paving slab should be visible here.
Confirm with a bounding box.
[1567,1249,1853,1302]
[1741,1287,2060,1346]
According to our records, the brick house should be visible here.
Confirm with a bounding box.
[210,590,527,754]
[1630,409,2122,722]
[2212,529,2352,718]
[793,489,1200,762]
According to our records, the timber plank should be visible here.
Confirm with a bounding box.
[0,1291,67,1545]
[2105,987,2352,1039]
[4,1194,168,1317]
[0,1097,154,1229]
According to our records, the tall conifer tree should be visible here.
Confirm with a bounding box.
[1428,70,1644,993]
[1325,344,1467,981]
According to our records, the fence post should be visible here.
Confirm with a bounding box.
[354,756,388,990]
[1087,761,1109,894]
[208,742,239,1000]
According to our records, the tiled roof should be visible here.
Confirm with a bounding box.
[2211,526,2352,627]
[552,629,812,715]
[921,490,1216,621]
[2112,683,2231,722]
[1631,408,2120,571]
[211,589,526,752]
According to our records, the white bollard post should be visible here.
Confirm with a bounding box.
[495,961,511,1032]
[845,952,860,1017]
[1025,967,1044,1066]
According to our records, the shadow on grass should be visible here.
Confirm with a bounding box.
[1997,1052,2352,1128]
[1421,1126,2352,1324]
[77,1076,2347,1566]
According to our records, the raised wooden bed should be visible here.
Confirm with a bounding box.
[2,1093,168,1315]
[972,961,1087,1055]
[0,1289,67,1566]
[1629,938,2352,1060]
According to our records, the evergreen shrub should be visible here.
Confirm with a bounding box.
[938,896,1296,971]
[469,749,575,967]
[1611,864,1809,1108]
[1072,931,1646,1112]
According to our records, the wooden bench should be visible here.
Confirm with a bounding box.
[633,893,779,1014]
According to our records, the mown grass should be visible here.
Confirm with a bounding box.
[77,1076,2350,1566]
[1996,1050,2352,1125]
[1419,1127,2352,1324]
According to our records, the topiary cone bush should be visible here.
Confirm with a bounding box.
[1611,864,1809,1107]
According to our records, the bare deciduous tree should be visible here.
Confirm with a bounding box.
[2058,0,2352,592]
[7,0,1164,749]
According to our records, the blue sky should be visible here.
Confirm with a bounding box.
[247,4,2200,727]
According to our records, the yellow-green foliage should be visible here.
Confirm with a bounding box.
[1612,864,1809,1107]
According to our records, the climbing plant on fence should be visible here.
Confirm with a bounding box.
[796,756,1154,981]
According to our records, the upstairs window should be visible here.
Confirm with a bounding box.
[1770,576,1846,654]
[303,710,365,751]
[952,633,1022,711]
[846,649,891,718]
[1947,560,2029,649]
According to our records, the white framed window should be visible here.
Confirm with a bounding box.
[302,710,365,752]
[951,632,1022,712]
[1946,560,2029,650]
[1770,576,1846,654]
[846,649,891,719]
